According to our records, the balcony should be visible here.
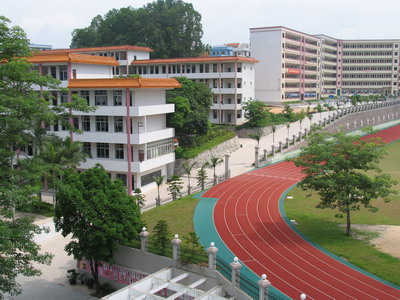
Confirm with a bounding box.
[131,128,174,144]
[72,104,174,117]
[131,152,175,173]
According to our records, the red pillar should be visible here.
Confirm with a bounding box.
[126,88,133,195]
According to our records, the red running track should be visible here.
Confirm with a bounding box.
[204,125,400,299]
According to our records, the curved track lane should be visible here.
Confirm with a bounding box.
[205,125,400,299]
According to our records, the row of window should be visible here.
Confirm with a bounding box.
[343,74,396,79]
[342,82,394,86]
[212,110,242,120]
[343,51,397,56]
[283,33,319,46]
[84,138,173,160]
[342,66,393,71]
[342,59,395,64]
[132,63,249,75]
[343,44,398,49]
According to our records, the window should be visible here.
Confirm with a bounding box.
[59,66,68,81]
[72,69,76,79]
[80,91,90,105]
[114,116,123,132]
[113,90,122,106]
[96,116,109,132]
[115,174,127,186]
[96,143,109,158]
[213,64,217,72]
[82,116,91,131]
[83,142,91,156]
[51,67,57,79]
[60,92,68,103]
[73,118,79,129]
[51,91,58,106]
[95,90,107,106]
[213,110,217,119]
[141,170,161,186]
[237,110,242,119]
[115,144,124,159]
[146,138,174,159]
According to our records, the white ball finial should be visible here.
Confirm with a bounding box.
[142,227,146,232]
[261,274,267,280]
[234,257,239,262]
[210,242,215,247]
[174,234,178,239]
[300,293,306,300]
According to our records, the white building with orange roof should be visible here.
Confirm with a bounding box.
[41,45,153,76]
[27,52,180,194]
[131,56,258,125]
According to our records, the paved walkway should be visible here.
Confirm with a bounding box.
[13,213,97,300]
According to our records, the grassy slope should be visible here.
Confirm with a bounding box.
[285,141,400,285]
[141,195,200,241]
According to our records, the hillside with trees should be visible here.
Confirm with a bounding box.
[70,0,208,58]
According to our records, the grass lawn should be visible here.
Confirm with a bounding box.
[284,140,400,286]
[141,194,200,242]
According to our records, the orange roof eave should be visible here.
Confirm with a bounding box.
[68,78,181,89]
[28,53,119,66]
[131,56,259,65]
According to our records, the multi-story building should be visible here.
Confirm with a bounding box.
[131,56,258,124]
[250,26,400,104]
[28,51,180,194]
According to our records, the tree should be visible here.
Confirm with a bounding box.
[152,220,171,255]
[298,109,306,130]
[307,112,313,126]
[54,165,142,292]
[196,164,208,191]
[271,125,277,144]
[206,156,223,186]
[242,100,271,127]
[154,175,165,206]
[292,129,397,236]
[71,0,207,58]
[167,174,183,201]
[315,103,324,119]
[133,188,146,209]
[166,77,212,144]
[0,16,90,297]
[249,132,262,145]
[182,232,204,263]
[182,161,197,195]
[286,122,291,137]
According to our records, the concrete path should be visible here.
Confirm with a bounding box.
[13,214,97,300]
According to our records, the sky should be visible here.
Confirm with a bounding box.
[2,0,400,49]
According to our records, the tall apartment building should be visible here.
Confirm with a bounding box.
[28,51,180,194]
[250,26,400,104]
[131,56,258,125]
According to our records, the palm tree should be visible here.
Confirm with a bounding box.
[298,109,306,130]
[271,125,277,144]
[196,165,208,191]
[286,123,291,137]
[167,174,183,201]
[182,161,197,195]
[307,113,313,126]
[206,156,223,186]
[315,104,323,119]
[154,175,165,206]
[248,132,262,146]
[38,136,87,190]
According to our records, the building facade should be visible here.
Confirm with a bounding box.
[250,26,400,104]
[28,51,180,194]
[131,56,258,125]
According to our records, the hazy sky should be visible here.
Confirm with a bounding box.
[3,0,400,49]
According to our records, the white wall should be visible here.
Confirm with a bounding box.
[146,115,165,132]
[251,29,283,103]
[134,90,165,106]
[127,50,151,63]
[73,63,113,79]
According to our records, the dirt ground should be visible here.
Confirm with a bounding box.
[350,224,400,259]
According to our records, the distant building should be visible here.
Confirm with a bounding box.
[29,43,52,51]
[250,26,400,104]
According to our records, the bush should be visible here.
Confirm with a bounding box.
[175,130,235,159]
[85,277,95,289]
[67,269,78,285]
[17,198,54,217]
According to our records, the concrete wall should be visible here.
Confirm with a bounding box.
[236,124,285,138]
[324,105,400,133]
[173,136,241,176]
